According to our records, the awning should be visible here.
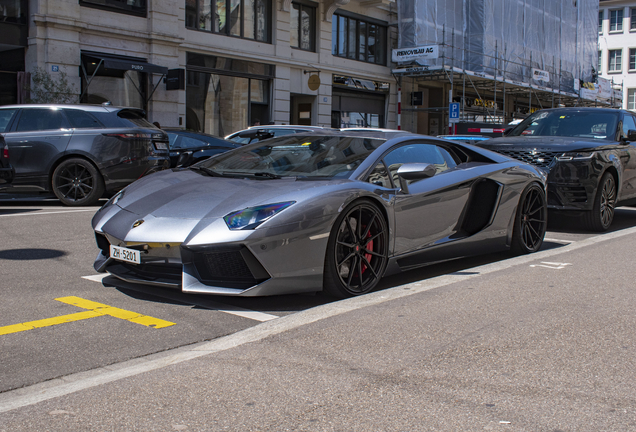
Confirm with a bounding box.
[80,52,169,104]
[85,54,168,75]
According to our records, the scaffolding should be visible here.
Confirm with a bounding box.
[394,0,622,130]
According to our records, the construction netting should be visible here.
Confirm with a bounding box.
[397,0,598,94]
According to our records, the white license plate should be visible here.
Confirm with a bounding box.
[110,245,141,264]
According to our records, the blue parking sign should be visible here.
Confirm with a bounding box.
[449,103,460,123]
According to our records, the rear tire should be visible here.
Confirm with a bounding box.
[511,183,547,255]
[52,158,105,206]
[583,172,616,232]
[323,200,389,298]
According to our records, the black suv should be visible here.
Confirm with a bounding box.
[478,107,636,231]
[0,104,170,206]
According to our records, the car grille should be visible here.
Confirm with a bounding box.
[120,262,182,282]
[184,246,270,289]
[482,148,560,168]
[95,232,110,255]
[199,250,253,279]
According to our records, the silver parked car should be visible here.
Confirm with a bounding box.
[225,125,332,144]
[92,130,548,298]
[0,104,170,206]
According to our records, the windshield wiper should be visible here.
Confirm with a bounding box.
[226,171,283,179]
[189,166,223,177]
[253,172,282,179]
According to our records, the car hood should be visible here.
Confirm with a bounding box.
[480,136,617,152]
[108,168,345,220]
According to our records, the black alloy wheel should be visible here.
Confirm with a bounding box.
[511,183,548,254]
[584,172,616,232]
[52,158,105,206]
[323,200,389,298]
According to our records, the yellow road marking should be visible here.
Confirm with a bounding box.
[56,296,175,329]
[0,311,100,336]
[0,297,175,336]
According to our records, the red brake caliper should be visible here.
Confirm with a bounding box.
[360,225,373,274]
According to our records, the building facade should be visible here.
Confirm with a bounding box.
[394,0,602,136]
[599,0,636,110]
[0,0,398,133]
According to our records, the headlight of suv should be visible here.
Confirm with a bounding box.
[224,201,295,230]
[557,151,596,161]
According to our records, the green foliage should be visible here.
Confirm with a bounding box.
[26,67,78,104]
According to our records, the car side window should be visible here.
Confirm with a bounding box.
[271,129,296,137]
[0,109,17,132]
[383,143,457,189]
[176,136,208,149]
[622,114,636,138]
[64,109,102,128]
[367,162,392,188]
[15,108,68,132]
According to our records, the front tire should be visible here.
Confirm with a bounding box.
[323,200,389,298]
[584,172,616,232]
[511,183,547,254]
[52,158,105,206]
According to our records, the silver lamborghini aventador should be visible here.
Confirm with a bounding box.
[92,130,548,298]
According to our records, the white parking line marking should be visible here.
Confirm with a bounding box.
[0,209,95,217]
[82,274,108,282]
[544,237,573,245]
[82,275,278,322]
[530,262,572,269]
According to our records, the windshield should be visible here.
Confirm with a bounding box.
[197,134,386,178]
[509,110,619,140]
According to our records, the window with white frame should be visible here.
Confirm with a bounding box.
[609,49,622,72]
[628,89,636,110]
[599,51,603,73]
[610,9,624,32]
[630,49,636,71]
[599,10,604,33]
[631,8,636,30]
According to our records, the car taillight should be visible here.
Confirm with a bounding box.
[2,144,8,159]
[103,133,153,139]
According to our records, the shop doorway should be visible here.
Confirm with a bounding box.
[290,95,315,125]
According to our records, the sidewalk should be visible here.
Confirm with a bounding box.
[2,228,636,431]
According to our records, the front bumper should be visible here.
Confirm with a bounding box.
[545,159,601,211]
[92,215,332,296]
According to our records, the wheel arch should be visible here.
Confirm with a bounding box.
[341,194,392,245]
[48,152,103,189]
[602,165,619,194]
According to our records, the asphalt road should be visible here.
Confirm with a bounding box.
[2,194,636,406]
[1,196,636,430]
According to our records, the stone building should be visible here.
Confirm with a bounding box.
[0,0,398,133]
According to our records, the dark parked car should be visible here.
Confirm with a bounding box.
[164,129,239,167]
[0,135,15,187]
[0,104,170,206]
[477,107,636,231]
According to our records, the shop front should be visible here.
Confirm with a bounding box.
[185,53,274,136]
[331,75,390,128]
